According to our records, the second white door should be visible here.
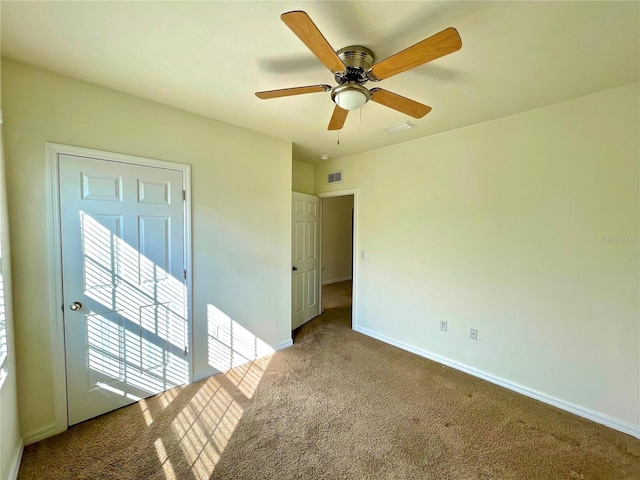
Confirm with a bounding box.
[292,192,320,329]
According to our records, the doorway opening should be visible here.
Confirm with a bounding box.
[320,193,355,328]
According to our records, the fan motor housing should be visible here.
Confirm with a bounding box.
[335,46,375,85]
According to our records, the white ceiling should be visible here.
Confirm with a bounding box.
[2,1,638,164]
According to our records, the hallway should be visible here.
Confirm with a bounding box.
[322,279,352,310]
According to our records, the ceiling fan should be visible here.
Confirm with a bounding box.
[255,11,462,131]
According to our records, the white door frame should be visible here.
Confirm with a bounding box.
[45,143,192,437]
[318,188,358,328]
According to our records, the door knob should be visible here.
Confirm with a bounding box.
[69,302,82,311]
[292,266,298,271]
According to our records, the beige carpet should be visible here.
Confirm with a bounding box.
[18,281,640,479]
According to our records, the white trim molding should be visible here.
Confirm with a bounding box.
[192,367,218,384]
[22,424,60,446]
[46,144,72,438]
[274,339,293,351]
[354,325,640,440]
[191,339,293,384]
[7,439,23,480]
[45,142,193,437]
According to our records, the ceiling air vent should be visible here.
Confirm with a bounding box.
[385,121,416,134]
[328,171,343,184]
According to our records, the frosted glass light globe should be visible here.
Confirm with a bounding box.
[334,89,368,110]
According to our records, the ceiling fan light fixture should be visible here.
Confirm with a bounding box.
[331,84,370,111]
[335,90,367,110]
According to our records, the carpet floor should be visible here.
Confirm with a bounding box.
[18,281,640,479]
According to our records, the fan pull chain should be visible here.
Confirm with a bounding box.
[337,129,340,146]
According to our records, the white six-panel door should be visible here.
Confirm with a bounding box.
[59,154,188,425]
[292,192,320,329]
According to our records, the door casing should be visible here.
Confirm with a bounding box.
[45,143,192,438]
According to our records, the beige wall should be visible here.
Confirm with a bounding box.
[316,83,640,432]
[2,59,292,441]
[0,58,22,480]
[322,195,354,284]
[292,160,314,195]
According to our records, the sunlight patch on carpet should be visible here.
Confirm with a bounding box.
[224,354,271,399]
[158,385,179,410]
[144,304,277,478]
[139,398,153,425]
[154,438,177,480]
[171,377,244,479]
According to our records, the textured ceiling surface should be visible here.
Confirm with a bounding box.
[2,1,638,163]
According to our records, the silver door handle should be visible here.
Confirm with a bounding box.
[69,302,82,311]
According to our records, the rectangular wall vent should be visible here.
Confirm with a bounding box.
[327,171,343,184]
[385,121,416,134]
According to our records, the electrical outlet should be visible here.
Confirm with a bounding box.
[470,328,478,341]
[440,320,448,332]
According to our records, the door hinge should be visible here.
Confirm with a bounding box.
[182,190,186,201]
[184,346,188,356]
[183,269,187,280]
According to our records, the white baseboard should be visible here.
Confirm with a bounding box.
[22,424,64,446]
[7,439,24,480]
[322,276,352,285]
[354,325,640,439]
[192,339,293,383]
[192,366,219,383]
[274,339,293,351]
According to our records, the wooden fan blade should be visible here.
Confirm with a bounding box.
[368,27,462,81]
[256,84,332,99]
[328,105,348,130]
[281,11,346,73]
[370,88,432,118]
